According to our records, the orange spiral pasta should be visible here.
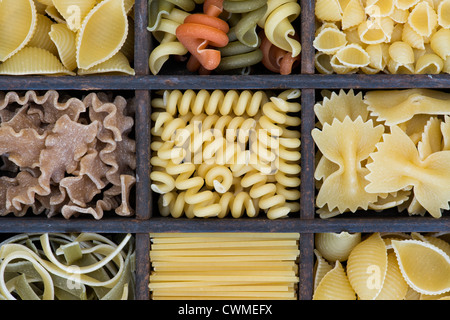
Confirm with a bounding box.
[175,0,229,72]
[260,31,300,75]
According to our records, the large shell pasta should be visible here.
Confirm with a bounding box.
[76,0,129,69]
[314,232,450,300]
[0,0,135,76]
[314,0,450,74]
[0,0,37,62]
[0,47,76,76]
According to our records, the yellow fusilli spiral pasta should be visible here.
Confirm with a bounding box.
[150,89,301,219]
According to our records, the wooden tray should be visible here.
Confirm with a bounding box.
[1,0,450,301]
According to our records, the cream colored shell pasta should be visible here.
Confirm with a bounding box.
[0,0,37,62]
[314,0,450,74]
[76,0,129,70]
[77,51,135,75]
[392,239,450,295]
[315,232,362,262]
[0,47,76,76]
[49,23,78,71]
[313,261,356,300]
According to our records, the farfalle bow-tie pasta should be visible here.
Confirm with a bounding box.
[150,88,301,219]
[313,88,450,218]
[0,0,135,76]
[313,232,450,300]
[0,90,136,219]
[314,0,450,74]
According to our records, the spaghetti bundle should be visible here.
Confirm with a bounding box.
[149,232,300,300]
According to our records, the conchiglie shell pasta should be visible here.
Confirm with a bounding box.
[315,52,334,74]
[78,51,135,75]
[49,23,78,71]
[0,0,37,62]
[313,261,356,300]
[365,0,395,17]
[342,0,366,29]
[0,47,76,76]
[389,41,415,64]
[335,44,370,67]
[313,249,333,291]
[402,22,425,50]
[438,0,450,28]
[313,27,347,54]
[395,0,420,10]
[375,252,409,300]
[390,7,409,23]
[27,13,58,56]
[346,233,388,300]
[315,232,361,262]
[358,17,394,44]
[415,53,443,74]
[365,43,389,70]
[392,240,450,295]
[315,0,343,21]
[53,0,98,31]
[430,28,450,60]
[408,1,438,37]
[76,0,129,70]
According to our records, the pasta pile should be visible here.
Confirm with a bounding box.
[313,88,450,218]
[0,90,136,219]
[0,233,135,300]
[0,0,135,76]
[314,0,450,74]
[149,232,300,300]
[150,89,301,220]
[148,0,301,75]
[313,232,450,300]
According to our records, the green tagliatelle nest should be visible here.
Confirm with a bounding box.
[0,232,135,300]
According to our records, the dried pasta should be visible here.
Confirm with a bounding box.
[148,0,301,74]
[0,90,136,219]
[313,232,450,300]
[314,0,450,74]
[149,232,300,300]
[0,0,135,76]
[151,89,301,219]
[0,233,135,300]
[314,88,450,218]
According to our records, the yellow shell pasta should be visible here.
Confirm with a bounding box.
[49,23,78,71]
[365,0,395,17]
[78,52,135,75]
[335,44,370,68]
[315,0,343,21]
[0,47,76,76]
[313,249,333,291]
[395,0,420,10]
[342,0,366,30]
[375,252,409,300]
[346,233,388,300]
[0,0,37,62]
[315,232,362,262]
[438,0,450,28]
[76,0,129,70]
[392,239,450,295]
[313,261,356,300]
[430,28,450,60]
[53,0,98,31]
[389,41,415,64]
[313,27,348,55]
[408,1,438,37]
[415,53,443,74]
[27,13,58,56]
[402,22,425,50]
[314,52,334,74]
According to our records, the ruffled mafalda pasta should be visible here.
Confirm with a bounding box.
[0,233,135,300]
[314,88,450,218]
[0,90,136,219]
[0,0,135,76]
[151,89,301,219]
[148,0,301,75]
[314,0,450,74]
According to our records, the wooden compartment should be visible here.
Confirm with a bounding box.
[0,0,449,301]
